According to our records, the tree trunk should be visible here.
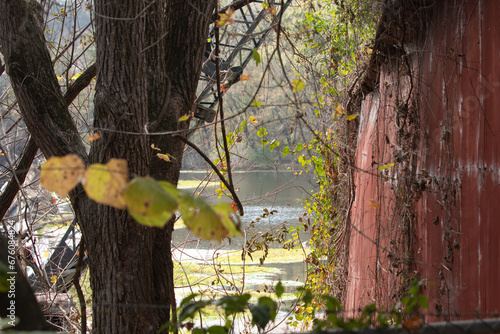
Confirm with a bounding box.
[144,1,217,326]
[1,0,215,332]
[80,1,216,332]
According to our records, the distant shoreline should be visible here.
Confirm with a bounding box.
[180,169,307,174]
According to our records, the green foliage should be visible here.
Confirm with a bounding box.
[284,0,383,306]
[256,127,268,137]
[289,279,428,332]
[164,282,285,333]
[250,296,278,331]
[251,49,261,66]
[251,98,262,107]
[296,0,380,88]
[291,78,305,92]
[166,280,428,333]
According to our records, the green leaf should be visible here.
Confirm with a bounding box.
[260,139,269,146]
[294,142,305,153]
[252,49,261,66]
[323,295,341,312]
[250,304,271,331]
[257,127,268,137]
[237,120,248,133]
[298,287,313,305]
[251,99,262,107]
[282,146,290,157]
[213,203,242,236]
[378,162,394,171]
[207,326,227,334]
[250,296,277,331]
[178,114,190,122]
[419,295,429,310]
[291,78,305,93]
[179,300,210,322]
[192,329,206,334]
[180,293,198,307]
[124,177,177,228]
[179,196,241,241]
[216,294,251,317]
[275,281,284,298]
[269,140,280,151]
[345,114,358,121]
[158,180,181,198]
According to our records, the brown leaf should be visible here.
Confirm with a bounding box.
[157,153,171,162]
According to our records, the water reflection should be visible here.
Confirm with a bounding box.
[173,170,318,250]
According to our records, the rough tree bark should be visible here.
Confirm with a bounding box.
[0,0,216,332]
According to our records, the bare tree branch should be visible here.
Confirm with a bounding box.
[0,138,37,222]
[212,0,258,21]
[0,0,86,159]
[0,64,97,222]
[174,134,244,216]
[73,238,87,334]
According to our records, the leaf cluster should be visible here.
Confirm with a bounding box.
[161,279,428,333]
[165,282,284,333]
[40,155,241,241]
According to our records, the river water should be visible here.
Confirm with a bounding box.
[173,170,318,251]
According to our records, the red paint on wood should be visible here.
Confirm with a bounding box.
[346,0,500,320]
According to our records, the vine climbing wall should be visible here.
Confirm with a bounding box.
[345,0,500,320]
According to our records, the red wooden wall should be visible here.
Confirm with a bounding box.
[345,0,500,320]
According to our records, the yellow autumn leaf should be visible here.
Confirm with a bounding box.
[267,7,277,15]
[82,159,128,209]
[157,153,171,162]
[71,72,82,80]
[368,199,380,209]
[378,162,394,171]
[249,116,258,124]
[251,99,262,107]
[41,154,85,197]
[178,114,190,122]
[50,275,57,283]
[240,75,251,81]
[57,76,63,81]
[217,8,235,26]
[87,133,100,141]
[336,104,346,114]
[151,143,161,151]
[291,78,305,93]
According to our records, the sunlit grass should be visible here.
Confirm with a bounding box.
[216,247,306,265]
